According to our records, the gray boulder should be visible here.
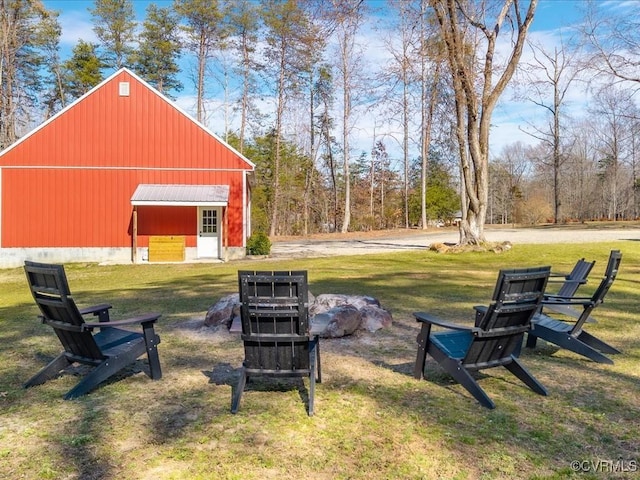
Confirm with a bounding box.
[314,305,362,338]
[310,293,380,315]
[359,305,393,332]
[204,292,392,337]
[204,293,239,328]
[308,293,392,337]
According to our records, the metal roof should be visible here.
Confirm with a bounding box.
[131,184,229,206]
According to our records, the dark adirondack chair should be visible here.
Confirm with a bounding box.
[526,250,622,364]
[542,258,597,321]
[232,270,320,416]
[23,261,162,399]
[548,258,595,297]
[414,266,551,409]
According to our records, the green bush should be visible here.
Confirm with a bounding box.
[246,231,271,255]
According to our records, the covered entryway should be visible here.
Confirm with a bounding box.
[131,184,229,262]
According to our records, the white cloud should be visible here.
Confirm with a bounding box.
[57,10,97,46]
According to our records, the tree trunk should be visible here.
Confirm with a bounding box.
[269,46,287,237]
[239,30,250,154]
[341,55,351,233]
[196,34,206,123]
[432,0,537,245]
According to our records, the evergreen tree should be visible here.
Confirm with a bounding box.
[174,0,228,123]
[90,0,137,70]
[228,0,260,153]
[132,4,182,96]
[37,11,66,117]
[408,156,459,226]
[62,40,105,99]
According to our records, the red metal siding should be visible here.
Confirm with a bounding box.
[136,206,196,236]
[2,168,245,247]
[0,70,252,250]
[7,73,250,171]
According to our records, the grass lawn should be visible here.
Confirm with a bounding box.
[1,242,638,479]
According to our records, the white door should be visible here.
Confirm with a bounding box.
[197,207,219,258]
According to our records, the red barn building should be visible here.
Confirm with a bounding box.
[0,69,254,268]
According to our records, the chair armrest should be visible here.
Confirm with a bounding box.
[543,295,592,306]
[79,303,112,315]
[82,313,161,330]
[79,304,112,322]
[414,312,473,332]
[546,278,587,287]
[546,273,568,281]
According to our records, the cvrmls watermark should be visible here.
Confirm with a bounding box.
[570,459,637,473]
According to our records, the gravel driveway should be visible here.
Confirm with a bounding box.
[270,226,640,258]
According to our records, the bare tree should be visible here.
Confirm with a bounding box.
[520,38,582,222]
[490,141,532,224]
[331,0,367,233]
[588,87,638,220]
[307,64,334,234]
[580,0,640,220]
[582,0,640,86]
[562,119,601,221]
[0,0,59,148]
[430,0,537,245]
[383,0,418,229]
[417,0,446,229]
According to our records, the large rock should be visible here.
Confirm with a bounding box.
[310,294,392,336]
[359,305,393,332]
[314,305,362,338]
[310,294,380,315]
[204,292,392,337]
[204,293,239,328]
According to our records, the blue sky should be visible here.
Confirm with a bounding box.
[533,0,585,30]
[43,0,589,44]
[40,0,627,159]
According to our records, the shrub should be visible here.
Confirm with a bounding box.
[246,232,271,255]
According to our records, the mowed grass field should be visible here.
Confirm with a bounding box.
[1,241,638,479]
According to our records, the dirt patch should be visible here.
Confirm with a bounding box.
[272,227,438,242]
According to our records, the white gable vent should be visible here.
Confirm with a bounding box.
[119,82,130,96]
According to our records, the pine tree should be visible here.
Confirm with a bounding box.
[228,0,260,153]
[90,0,137,70]
[261,0,322,235]
[174,0,227,123]
[62,40,105,99]
[132,4,182,96]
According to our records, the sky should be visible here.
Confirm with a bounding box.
[39,0,633,161]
